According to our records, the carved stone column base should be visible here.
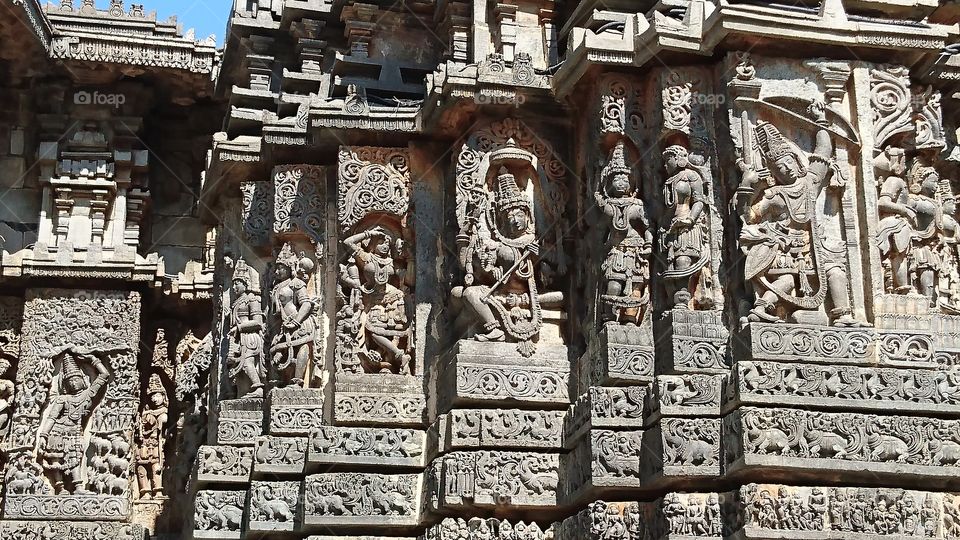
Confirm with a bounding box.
[439,340,570,412]
[658,309,729,374]
[580,322,654,387]
[267,387,325,435]
[217,398,265,447]
[734,322,876,365]
[334,373,425,427]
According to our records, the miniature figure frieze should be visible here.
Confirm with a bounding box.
[336,147,414,375]
[733,80,866,327]
[740,484,945,538]
[227,259,265,398]
[452,119,568,356]
[269,243,319,387]
[661,492,723,538]
[134,373,168,499]
[429,517,554,540]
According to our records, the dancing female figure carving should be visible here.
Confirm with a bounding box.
[341,225,413,374]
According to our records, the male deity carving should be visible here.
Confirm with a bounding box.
[594,140,653,323]
[135,374,168,499]
[735,101,865,327]
[37,346,116,494]
[452,165,548,352]
[660,144,711,309]
[341,224,413,374]
[938,194,960,311]
[270,243,318,386]
[875,145,916,294]
[228,259,265,397]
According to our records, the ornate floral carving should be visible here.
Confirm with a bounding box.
[273,165,325,242]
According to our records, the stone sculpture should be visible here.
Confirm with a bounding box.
[340,225,413,374]
[594,140,652,323]
[269,243,318,386]
[875,145,916,294]
[228,259,265,397]
[135,374,168,499]
[660,144,712,309]
[37,346,116,494]
[735,101,864,327]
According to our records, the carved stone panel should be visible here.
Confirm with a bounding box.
[253,436,306,476]
[336,147,414,376]
[439,409,564,452]
[308,426,425,468]
[194,490,245,539]
[247,481,299,532]
[302,472,419,528]
[195,445,253,485]
[4,289,140,521]
[440,341,569,410]
[437,451,559,510]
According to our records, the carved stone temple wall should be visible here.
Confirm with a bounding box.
[6,0,960,539]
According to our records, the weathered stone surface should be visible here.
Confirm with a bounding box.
[5,0,960,537]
